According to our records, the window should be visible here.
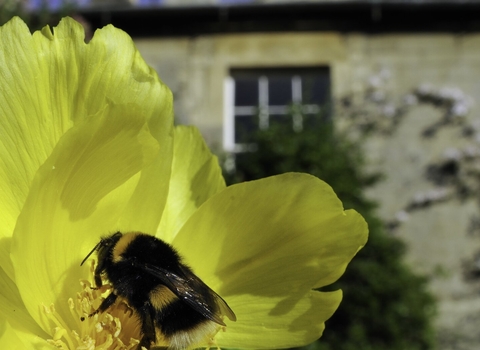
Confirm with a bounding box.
[223,67,330,152]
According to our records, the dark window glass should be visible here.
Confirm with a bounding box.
[235,78,258,106]
[302,74,330,105]
[268,76,292,105]
[235,115,257,143]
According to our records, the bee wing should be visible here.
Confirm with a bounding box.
[142,263,236,325]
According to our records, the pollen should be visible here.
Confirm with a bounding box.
[43,260,142,350]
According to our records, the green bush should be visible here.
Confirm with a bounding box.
[224,118,436,350]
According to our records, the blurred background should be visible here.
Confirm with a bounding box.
[6,0,480,349]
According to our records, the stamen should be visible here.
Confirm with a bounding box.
[42,304,75,349]
[42,260,141,349]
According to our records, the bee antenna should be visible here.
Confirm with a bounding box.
[80,241,101,266]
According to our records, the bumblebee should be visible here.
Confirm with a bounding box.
[81,231,236,350]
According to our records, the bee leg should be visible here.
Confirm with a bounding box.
[94,272,103,289]
[138,336,152,350]
[137,302,156,350]
[88,292,118,318]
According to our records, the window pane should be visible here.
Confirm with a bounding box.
[235,78,258,106]
[235,115,257,143]
[269,76,292,105]
[302,74,330,105]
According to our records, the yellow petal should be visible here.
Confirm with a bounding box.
[0,320,55,350]
[173,173,367,348]
[157,125,225,242]
[216,290,342,348]
[11,106,160,335]
[0,17,74,280]
[0,16,173,280]
[0,266,48,340]
[115,118,173,234]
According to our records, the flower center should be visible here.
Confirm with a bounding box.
[43,260,225,349]
[43,261,142,349]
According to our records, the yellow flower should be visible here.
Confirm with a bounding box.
[0,17,368,350]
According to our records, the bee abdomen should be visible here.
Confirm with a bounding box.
[156,298,211,336]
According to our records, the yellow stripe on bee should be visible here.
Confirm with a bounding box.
[112,232,141,263]
[149,285,178,310]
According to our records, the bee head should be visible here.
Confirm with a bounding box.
[81,232,123,267]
